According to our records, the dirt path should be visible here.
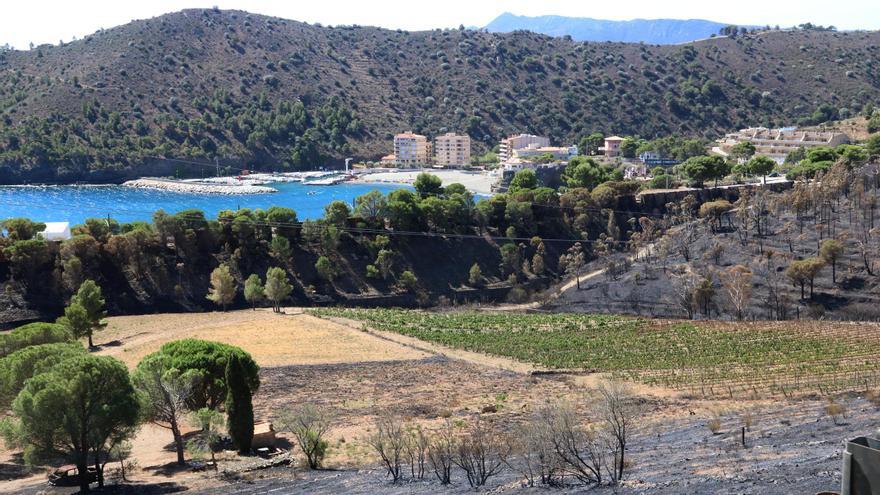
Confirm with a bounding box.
[486,244,655,312]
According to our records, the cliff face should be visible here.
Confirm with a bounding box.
[0,232,553,328]
[1,8,879,182]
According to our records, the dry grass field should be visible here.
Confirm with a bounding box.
[95,309,429,368]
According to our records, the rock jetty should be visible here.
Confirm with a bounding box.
[122,178,277,195]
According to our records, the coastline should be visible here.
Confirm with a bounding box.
[351,169,497,196]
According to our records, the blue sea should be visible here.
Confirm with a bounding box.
[0,182,408,225]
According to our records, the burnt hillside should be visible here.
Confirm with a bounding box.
[1,8,879,182]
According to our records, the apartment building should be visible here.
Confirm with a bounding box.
[715,127,849,163]
[499,134,550,162]
[434,133,472,168]
[512,144,578,162]
[393,132,430,167]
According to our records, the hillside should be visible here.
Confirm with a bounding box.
[483,13,731,44]
[1,8,879,183]
[551,163,880,321]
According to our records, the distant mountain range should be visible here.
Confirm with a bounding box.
[483,13,738,44]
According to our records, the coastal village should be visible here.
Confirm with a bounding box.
[38,123,852,243]
[123,124,851,193]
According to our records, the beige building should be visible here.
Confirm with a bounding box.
[602,136,624,158]
[499,134,550,162]
[715,127,849,163]
[393,132,430,167]
[433,132,472,168]
[379,154,396,167]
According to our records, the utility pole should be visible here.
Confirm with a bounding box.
[215,157,220,178]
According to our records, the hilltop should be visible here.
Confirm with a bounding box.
[0,8,879,182]
[483,13,732,44]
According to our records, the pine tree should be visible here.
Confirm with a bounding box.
[206,264,236,311]
[60,280,107,348]
[225,354,254,455]
[243,274,265,310]
[264,267,292,313]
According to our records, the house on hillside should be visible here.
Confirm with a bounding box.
[601,136,624,157]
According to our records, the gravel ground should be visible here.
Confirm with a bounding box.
[191,398,873,495]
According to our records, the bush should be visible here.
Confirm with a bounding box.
[707,415,722,434]
[367,415,407,482]
[825,398,846,425]
[648,174,678,189]
[507,286,528,303]
[453,419,508,488]
[315,256,335,282]
[278,404,331,469]
[0,323,73,358]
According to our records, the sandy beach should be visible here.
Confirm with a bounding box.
[353,168,497,195]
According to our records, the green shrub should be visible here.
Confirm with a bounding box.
[0,323,74,358]
[156,339,259,409]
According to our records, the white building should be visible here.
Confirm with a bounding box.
[39,222,71,241]
[511,144,578,162]
[501,143,578,174]
[714,126,849,164]
[499,134,550,162]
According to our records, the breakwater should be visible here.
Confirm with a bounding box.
[122,178,277,195]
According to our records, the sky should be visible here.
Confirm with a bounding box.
[2,0,878,50]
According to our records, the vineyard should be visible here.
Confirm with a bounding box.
[311,309,880,397]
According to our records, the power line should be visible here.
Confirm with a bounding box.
[0,197,643,246]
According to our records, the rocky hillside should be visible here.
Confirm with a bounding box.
[1,8,879,183]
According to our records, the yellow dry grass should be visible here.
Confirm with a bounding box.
[95,309,429,368]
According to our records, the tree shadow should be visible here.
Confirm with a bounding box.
[86,481,188,494]
[159,430,202,453]
[841,276,865,291]
[812,292,849,311]
[143,461,194,478]
[0,452,37,481]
